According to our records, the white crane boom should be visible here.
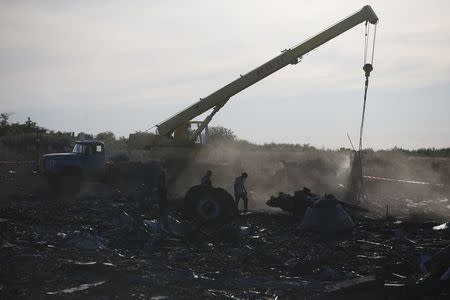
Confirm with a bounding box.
[156,5,378,139]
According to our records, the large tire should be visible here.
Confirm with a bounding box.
[184,185,236,226]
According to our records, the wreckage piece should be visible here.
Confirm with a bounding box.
[414,246,450,298]
[144,215,185,239]
[266,187,315,219]
[267,192,295,211]
[433,222,449,231]
[300,195,355,233]
[325,275,382,296]
[420,245,450,279]
[183,185,236,226]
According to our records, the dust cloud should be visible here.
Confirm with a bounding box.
[170,141,351,211]
[362,152,450,220]
[167,141,450,219]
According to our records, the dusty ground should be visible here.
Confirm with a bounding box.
[0,177,449,299]
[0,155,449,299]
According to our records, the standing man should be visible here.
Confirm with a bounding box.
[201,170,213,187]
[234,172,249,212]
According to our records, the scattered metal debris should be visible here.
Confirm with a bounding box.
[1,184,449,298]
[46,281,106,295]
[433,222,449,231]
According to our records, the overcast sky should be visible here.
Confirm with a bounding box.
[1,0,449,149]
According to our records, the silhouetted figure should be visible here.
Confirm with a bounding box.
[234,172,248,212]
[201,170,212,187]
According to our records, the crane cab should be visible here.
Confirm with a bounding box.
[173,121,209,144]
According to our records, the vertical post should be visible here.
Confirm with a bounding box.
[36,128,41,172]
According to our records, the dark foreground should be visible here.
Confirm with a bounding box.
[0,186,449,299]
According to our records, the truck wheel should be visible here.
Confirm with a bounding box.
[184,185,236,226]
[48,175,62,193]
[56,167,82,195]
[61,174,81,195]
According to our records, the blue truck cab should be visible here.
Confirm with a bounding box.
[42,140,106,185]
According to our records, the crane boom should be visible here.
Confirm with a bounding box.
[156,5,378,138]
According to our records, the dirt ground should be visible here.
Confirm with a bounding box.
[0,155,449,299]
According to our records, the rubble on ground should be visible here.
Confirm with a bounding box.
[300,203,355,233]
[1,185,449,299]
[267,188,356,233]
[266,187,315,219]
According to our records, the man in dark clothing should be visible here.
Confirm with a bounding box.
[234,172,248,212]
[201,170,212,187]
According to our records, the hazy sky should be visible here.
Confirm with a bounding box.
[1,0,449,149]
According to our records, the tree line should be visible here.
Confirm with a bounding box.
[1,113,449,160]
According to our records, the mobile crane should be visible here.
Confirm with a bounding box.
[130,5,378,149]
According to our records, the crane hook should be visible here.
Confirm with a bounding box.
[363,63,373,78]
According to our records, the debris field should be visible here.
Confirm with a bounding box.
[1,181,449,299]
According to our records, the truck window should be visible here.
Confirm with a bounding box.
[72,144,86,153]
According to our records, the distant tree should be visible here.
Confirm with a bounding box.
[208,126,236,142]
[118,136,128,142]
[95,131,116,143]
[76,132,93,140]
[0,112,12,126]
[22,117,38,134]
[25,117,36,128]
[339,147,351,152]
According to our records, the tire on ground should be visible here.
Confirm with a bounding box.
[184,185,235,226]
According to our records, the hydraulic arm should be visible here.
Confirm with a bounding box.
[156,5,378,141]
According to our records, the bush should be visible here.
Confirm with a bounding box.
[110,152,130,163]
[95,131,116,143]
[208,126,236,142]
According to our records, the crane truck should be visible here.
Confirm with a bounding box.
[42,6,378,211]
[129,5,378,150]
